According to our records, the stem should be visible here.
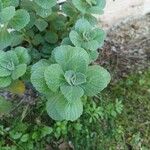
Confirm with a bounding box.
[21,104,29,122]
[21,29,31,44]
[10,99,24,113]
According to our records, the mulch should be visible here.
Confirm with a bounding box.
[97,14,150,81]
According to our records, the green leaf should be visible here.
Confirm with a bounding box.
[69,30,83,47]
[74,72,86,85]
[31,59,50,73]
[11,31,24,47]
[46,92,83,121]
[62,98,83,121]
[0,76,11,88]
[81,65,111,96]
[34,18,48,31]
[14,47,31,64]
[72,0,106,14]
[53,45,89,73]
[31,68,50,95]
[92,28,106,48]
[50,14,66,31]
[84,14,98,25]
[10,9,30,31]
[0,6,15,23]
[44,64,64,92]
[40,126,53,138]
[70,19,105,51]
[11,64,27,80]
[64,70,86,86]
[0,66,11,77]
[62,0,79,17]
[0,52,11,77]
[75,18,91,33]
[89,0,106,14]
[34,0,57,9]
[0,96,12,114]
[20,0,34,11]
[10,0,19,7]
[25,12,36,29]
[88,50,99,62]
[45,31,58,44]
[60,85,84,102]
[9,131,22,140]
[64,70,76,85]
[34,4,52,18]
[5,50,19,66]
[31,60,50,94]
[0,28,12,50]
[32,34,44,46]
[20,134,29,142]
[0,51,19,73]
[46,93,64,121]
[82,39,99,51]
[1,0,19,8]
[0,1,2,11]
[61,37,72,45]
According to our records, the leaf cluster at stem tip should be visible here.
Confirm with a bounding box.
[0,0,110,121]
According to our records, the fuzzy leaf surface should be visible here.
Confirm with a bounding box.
[11,64,27,80]
[34,19,48,31]
[10,9,30,31]
[34,0,56,9]
[31,60,50,94]
[46,92,83,121]
[0,76,11,88]
[60,85,84,102]
[14,47,31,64]
[44,64,64,92]
[81,65,111,96]
[0,28,12,50]
[69,19,105,51]
[53,45,89,73]
[0,6,15,23]
[72,0,106,14]
[0,96,12,114]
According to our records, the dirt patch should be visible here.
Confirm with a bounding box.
[97,14,150,80]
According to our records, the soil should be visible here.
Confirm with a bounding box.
[97,14,150,81]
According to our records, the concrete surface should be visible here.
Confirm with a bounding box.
[99,0,150,28]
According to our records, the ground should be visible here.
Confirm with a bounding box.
[98,14,150,81]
